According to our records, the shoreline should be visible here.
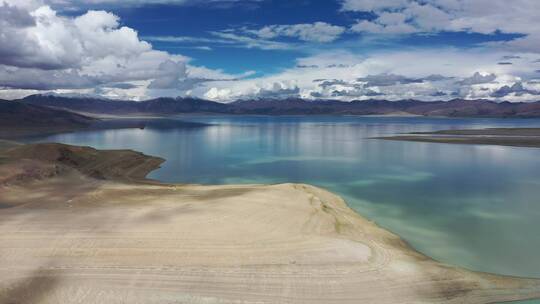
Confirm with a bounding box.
[0,117,211,140]
[0,142,539,303]
[376,128,540,148]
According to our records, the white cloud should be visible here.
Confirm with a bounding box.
[197,49,540,102]
[458,72,497,85]
[341,0,409,12]
[491,82,540,98]
[210,31,292,50]
[357,74,423,86]
[148,60,187,89]
[2,0,540,102]
[0,1,243,100]
[198,22,346,51]
[144,33,291,50]
[345,0,540,52]
[14,0,263,10]
[351,20,417,34]
[143,35,233,45]
[204,87,232,100]
[250,22,346,43]
[204,81,300,100]
[0,3,151,70]
[148,22,345,52]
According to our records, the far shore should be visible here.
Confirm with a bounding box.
[0,117,211,140]
[376,127,540,148]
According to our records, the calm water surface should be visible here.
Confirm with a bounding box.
[26,116,540,283]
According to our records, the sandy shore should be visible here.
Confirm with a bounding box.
[0,142,539,303]
[377,128,540,148]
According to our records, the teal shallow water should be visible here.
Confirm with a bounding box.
[26,116,540,296]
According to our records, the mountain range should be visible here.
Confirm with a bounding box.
[9,94,540,117]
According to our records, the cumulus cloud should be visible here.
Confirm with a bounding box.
[148,60,187,89]
[316,79,349,89]
[205,81,300,100]
[0,66,100,90]
[197,49,540,102]
[330,87,382,98]
[255,83,300,99]
[0,0,242,100]
[0,2,35,26]
[491,82,540,97]
[0,3,151,70]
[458,72,497,85]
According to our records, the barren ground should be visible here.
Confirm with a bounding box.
[0,142,539,303]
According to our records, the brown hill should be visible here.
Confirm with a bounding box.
[3,143,164,182]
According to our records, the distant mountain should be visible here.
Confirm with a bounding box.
[17,94,540,117]
[20,94,141,114]
[231,98,540,117]
[20,95,229,114]
[230,98,425,115]
[140,97,229,114]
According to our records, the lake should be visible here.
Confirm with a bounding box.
[25,115,540,283]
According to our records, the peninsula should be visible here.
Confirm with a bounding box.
[378,128,540,148]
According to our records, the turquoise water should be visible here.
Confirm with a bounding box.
[27,116,540,285]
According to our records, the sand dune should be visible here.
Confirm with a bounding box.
[0,143,539,303]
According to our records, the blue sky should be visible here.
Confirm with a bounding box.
[94,1,522,75]
[119,0,355,74]
[1,0,540,101]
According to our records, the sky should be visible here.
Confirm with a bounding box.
[1,0,540,102]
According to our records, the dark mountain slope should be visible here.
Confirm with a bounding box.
[0,99,94,127]
[21,95,230,115]
[20,94,140,114]
[0,99,96,138]
[16,94,540,117]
